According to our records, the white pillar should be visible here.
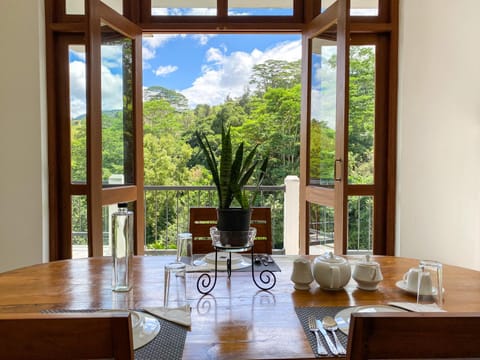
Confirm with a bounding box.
[284,175,300,255]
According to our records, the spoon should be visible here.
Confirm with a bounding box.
[322,316,346,355]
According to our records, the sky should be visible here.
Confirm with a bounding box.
[142,33,301,108]
[69,34,301,118]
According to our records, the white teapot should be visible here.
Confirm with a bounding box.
[313,252,351,290]
[352,254,383,291]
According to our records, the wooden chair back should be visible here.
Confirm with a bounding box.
[0,312,134,360]
[189,207,272,254]
[346,311,480,359]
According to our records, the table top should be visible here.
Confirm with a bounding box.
[1,255,480,359]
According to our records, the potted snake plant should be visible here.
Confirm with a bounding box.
[196,125,268,247]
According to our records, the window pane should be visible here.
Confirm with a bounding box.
[309,202,334,254]
[101,25,135,186]
[103,205,112,256]
[348,45,375,185]
[72,195,88,259]
[347,196,373,253]
[71,197,112,257]
[320,0,379,15]
[69,45,87,184]
[309,35,337,187]
[151,0,217,16]
[66,0,123,15]
[229,0,293,16]
[351,0,378,16]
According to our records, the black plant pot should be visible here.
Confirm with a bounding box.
[216,208,252,247]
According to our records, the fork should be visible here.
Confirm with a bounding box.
[308,316,328,356]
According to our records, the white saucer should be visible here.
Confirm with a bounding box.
[193,252,251,270]
[334,305,407,335]
[395,280,439,296]
[101,310,160,349]
[395,280,417,295]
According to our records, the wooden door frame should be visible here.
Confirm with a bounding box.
[299,0,350,255]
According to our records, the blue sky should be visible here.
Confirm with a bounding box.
[142,33,301,107]
[68,34,301,117]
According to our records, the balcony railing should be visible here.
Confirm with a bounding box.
[71,176,373,257]
[144,184,286,251]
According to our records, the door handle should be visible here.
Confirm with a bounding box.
[334,159,342,182]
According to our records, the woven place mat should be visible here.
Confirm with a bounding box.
[295,306,350,358]
[42,309,187,360]
[185,254,281,272]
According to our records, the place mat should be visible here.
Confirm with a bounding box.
[42,309,187,360]
[295,306,350,358]
[185,254,281,273]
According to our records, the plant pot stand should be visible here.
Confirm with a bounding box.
[196,244,277,295]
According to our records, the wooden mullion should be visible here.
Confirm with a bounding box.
[385,0,399,256]
[133,29,145,255]
[46,0,61,261]
[299,34,311,255]
[218,0,227,18]
[86,0,104,257]
[334,0,350,255]
[303,2,338,38]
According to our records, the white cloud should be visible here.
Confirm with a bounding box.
[69,61,87,118]
[181,39,301,108]
[68,59,123,118]
[192,34,215,46]
[154,65,178,77]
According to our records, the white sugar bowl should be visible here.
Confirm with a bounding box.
[290,257,314,290]
[313,252,351,291]
[352,254,383,291]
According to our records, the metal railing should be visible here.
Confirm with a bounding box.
[143,184,286,251]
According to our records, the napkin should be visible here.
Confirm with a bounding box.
[388,302,446,312]
[144,305,192,327]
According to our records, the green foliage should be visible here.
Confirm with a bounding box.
[69,54,376,251]
[196,125,268,209]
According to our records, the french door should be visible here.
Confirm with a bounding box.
[300,0,350,254]
[300,0,395,255]
[84,0,144,256]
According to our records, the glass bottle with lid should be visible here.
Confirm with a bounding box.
[111,202,134,292]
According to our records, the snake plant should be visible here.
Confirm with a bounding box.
[196,126,268,210]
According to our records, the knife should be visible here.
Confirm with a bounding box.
[317,319,338,355]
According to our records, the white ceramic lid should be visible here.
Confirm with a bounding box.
[314,251,348,264]
[358,254,379,266]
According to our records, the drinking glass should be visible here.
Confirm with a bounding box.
[176,232,193,265]
[164,262,187,311]
[417,260,443,308]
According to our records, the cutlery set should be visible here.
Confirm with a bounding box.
[308,316,346,356]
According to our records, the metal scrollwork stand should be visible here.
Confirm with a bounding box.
[196,233,276,295]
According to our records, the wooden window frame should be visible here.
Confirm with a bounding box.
[45,0,398,259]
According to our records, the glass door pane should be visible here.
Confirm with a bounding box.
[348,45,375,185]
[100,25,134,186]
[309,35,337,188]
[151,0,217,16]
[309,202,334,254]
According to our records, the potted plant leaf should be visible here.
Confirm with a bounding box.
[196,125,268,247]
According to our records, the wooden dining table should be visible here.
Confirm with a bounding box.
[1,255,480,359]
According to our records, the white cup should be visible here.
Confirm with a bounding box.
[403,267,422,292]
[164,262,187,311]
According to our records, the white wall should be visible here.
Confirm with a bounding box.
[0,0,48,272]
[396,0,480,270]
